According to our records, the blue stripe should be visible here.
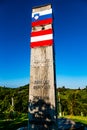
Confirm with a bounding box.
[32,14,52,22]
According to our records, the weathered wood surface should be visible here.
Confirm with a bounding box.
[29,46,56,106]
[29,46,57,130]
[33,5,51,13]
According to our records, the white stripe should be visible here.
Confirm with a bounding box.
[32,9,52,18]
[31,34,53,42]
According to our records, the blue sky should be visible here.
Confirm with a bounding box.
[0,0,87,88]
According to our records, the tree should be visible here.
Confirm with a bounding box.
[68,91,81,115]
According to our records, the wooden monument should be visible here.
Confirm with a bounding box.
[29,4,57,130]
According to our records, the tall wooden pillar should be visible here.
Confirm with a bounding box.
[29,4,57,130]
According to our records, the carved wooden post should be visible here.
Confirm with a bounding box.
[29,4,58,130]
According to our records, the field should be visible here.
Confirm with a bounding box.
[0,86,87,129]
[0,113,28,130]
[0,114,87,130]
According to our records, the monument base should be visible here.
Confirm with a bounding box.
[28,99,58,130]
[29,121,58,130]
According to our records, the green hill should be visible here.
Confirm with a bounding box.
[0,85,87,118]
[57,87,87,116]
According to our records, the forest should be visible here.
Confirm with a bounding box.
[0,84,87,120]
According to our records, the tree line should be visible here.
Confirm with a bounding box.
[0,84,87,119]
[57,86,87,116]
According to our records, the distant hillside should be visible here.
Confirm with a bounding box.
[0,85,87,119]
[57,86,87,116]
[0,84,29,119]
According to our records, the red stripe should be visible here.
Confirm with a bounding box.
[32,18,52,27]
[30,39,53,48]
[31,29,53,37]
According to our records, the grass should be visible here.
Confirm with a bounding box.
[0,113,87,130]
[64,115,87,125]
[0,113,28,130]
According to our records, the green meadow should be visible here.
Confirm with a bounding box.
[0,113,28,130]
[0,85,87,129]
[0,114,87,130]
[64,115,87,125]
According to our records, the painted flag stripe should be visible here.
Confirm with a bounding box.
[31,29,53,37]
[32,14,52,22]
[32,18,52,26]
[31,34,53,42]
[32,9,52,17]
[31,39,53,48]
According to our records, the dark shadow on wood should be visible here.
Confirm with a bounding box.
[28,99,58,130]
